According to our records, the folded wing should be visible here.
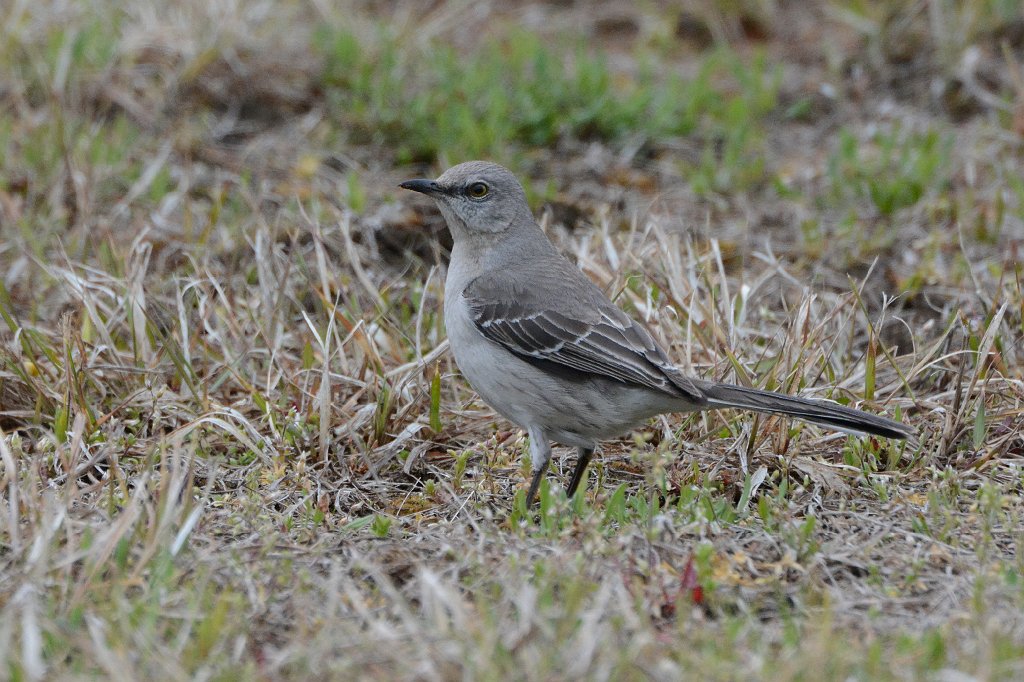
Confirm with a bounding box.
[463,275,704,404]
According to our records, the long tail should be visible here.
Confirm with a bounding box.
[698,383,912,439]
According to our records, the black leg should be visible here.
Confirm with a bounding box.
[566,447,594,499]
[524,428,552,508]
[525,462,548,508]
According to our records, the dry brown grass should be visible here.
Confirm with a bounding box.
[1,0,1023,679]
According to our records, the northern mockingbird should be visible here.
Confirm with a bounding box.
[401,161,913,507]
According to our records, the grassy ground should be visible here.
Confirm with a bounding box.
[2,0,1024,679]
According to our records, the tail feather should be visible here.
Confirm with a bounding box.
[699,383,912,439]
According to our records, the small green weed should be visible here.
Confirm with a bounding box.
[828,124,953,218]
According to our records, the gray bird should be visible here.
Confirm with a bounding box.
[401,161,912,507]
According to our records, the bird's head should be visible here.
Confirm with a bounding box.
[400,161,531,241]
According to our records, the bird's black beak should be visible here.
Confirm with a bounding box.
[399,179,444,196]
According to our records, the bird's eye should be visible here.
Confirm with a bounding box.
[467,182,489,198]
